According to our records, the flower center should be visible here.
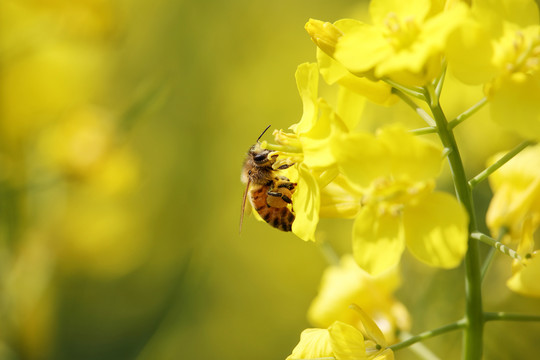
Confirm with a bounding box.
[262,130,304,170]
[505,30,540,77]
[363,177,432,217]
[383,12,420,50]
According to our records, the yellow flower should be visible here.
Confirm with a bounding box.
[306,0,468,86]
[319,174,363,219]
[506,217,540,297]
[266,62,358,241]
[447,0,540,140]
[315,41,397,106]
[332,125,469,275]
[487,145,540,297]
[287,307,394,360]
[486,145,540,243]
[507,252,540,297]
[308,255,410,344]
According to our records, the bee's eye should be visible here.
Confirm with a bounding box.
[253,153,267,163]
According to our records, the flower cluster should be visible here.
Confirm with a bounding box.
[265,63,468,275]
[287,306,394,360]
[307,255,410,344]
[486,145,540,297]
[447,0,540,140]
[244,0,540,358]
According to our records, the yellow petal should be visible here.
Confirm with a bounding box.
[294,62,320,135]
[369,0,431,25]
[474,0,539,29]
[286,328,333,360]
[328,321,367,360]
[376,126,443,182]
[331,132,390,189]
[353,205,406,275]
[403,192,469,268]
[489,74,540,142]
[507,252,540,297]
[335,86,366,131]
[319,175,362,219]
[300,99,348,169]
[307,254,405,336]
[486,145,540,240]
[334,22,392,75]
[317,49,395,107]
[373,348,395,360]
[292,164,320,242]
[446,17,497,85]
[349,304,388,347]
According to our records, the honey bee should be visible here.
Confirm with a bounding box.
[240,126,297,232]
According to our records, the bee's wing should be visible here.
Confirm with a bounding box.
[239,178,251,233]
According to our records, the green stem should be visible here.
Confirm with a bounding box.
[471,232,522,261]
[480,246,497,282]
[386,79,427,100]
[409,126,438,135]
[391,88,435,126]
[389,320,466,352]
[434,62,447,98]
[425,85,483,360]
[484,312,540,322]
[448,97,488,130]
[468,140,534,188]
[398,332,441,360]
[481,228,507,281]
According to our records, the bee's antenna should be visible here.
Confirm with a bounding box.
[256,125,272,143]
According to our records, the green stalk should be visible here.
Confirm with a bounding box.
[468,140,534,188]
[425,85,483,360]
[448,97,488,130]
[481,228,508,281]
[484,312,540,322]
[385,78,427,100]
[409,126,438,135]
[471,232,522,261]
[391,88,435,126]
[480,246,497,282]
[389,320,466,352]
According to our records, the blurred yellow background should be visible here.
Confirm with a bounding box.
[1,1,539,359]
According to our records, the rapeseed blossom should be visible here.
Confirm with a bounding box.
[306,0,468,86]
[287,306,393,360]
[508,254,540,297]
[507,220,540,297]
[487,145,540,297]
[332,126,468,275]
[447,0,540,140]
[254,0,540,357]
[260,62,362,241]
[308,255,410,343]
[265,61,469,275]
[486,145,540,243]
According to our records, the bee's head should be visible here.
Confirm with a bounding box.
[247,125,275,166]
[249,143,273,166]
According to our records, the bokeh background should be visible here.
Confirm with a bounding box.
[1,0,539,359]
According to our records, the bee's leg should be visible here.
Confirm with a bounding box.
[267,190,292,204]
[277,163,294,170]
[274,176,297,193]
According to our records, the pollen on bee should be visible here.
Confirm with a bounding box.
[267,188,293,208]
